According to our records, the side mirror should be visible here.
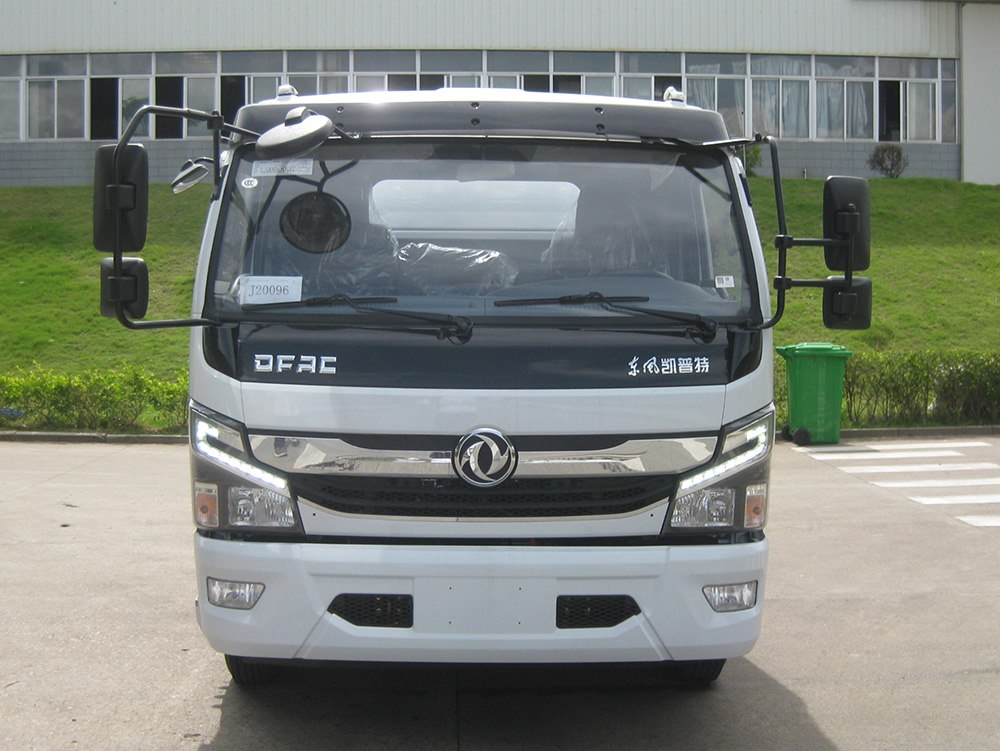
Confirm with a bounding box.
[171,157,214,194]
[823,176,870,272]
[93,143,149,254]
[823,276,872,330]
[100,257,149,319]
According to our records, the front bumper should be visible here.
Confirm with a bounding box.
[194,534,767,664]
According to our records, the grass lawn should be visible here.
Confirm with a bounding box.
[1,177,998,377]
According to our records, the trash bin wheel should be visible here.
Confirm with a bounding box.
[781,424,793,442]
[792,428,811,446]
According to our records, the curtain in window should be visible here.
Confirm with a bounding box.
[752,79,778,137]
[847,81,873,139]
[686,77,715,111]
[816,80,844,139]
[781,80,809,138]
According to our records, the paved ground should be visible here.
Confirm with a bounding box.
[1,436,999,750]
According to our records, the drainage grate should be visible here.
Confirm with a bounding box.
[556,595,641,629]
[328,593,413,628]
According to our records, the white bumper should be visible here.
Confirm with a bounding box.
[195,535,767,664]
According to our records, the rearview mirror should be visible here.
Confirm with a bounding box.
[823,276,872,330]
[171,157,214,195]
[93,144,149,254]
[100,257,149,319]
[823,176,870,272]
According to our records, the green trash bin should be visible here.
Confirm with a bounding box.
[776,343,852,446]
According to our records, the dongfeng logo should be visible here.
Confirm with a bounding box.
[453,429,517,488]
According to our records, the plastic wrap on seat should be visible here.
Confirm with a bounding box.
[315,224,399,296]
[395,243,519,296]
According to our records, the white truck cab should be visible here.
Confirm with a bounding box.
[94,88,871,685]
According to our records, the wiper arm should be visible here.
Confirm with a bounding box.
[242,293,473,344]
[494,291,718,342]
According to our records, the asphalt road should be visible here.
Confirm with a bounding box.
[2,435,999,750]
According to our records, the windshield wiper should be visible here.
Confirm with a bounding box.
[242,293,473,344]
[494,291,650,307]
[494,291,718,342]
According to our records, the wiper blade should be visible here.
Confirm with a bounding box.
[494,291,650,307]
[242,293,473,344]
[494,291,718,342]
[243,294,398,311]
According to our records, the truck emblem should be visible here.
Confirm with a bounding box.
[453,429,517,488]
[253,354,337,374]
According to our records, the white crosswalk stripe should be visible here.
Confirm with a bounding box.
[797,438,1000,529]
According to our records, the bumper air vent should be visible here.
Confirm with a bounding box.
[328,594,413,628]
[556,595,641,629]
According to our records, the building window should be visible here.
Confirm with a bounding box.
[0,56,21,139]
[878,57,940,143]
[689,53,747,137]
[941,60,958,144]
[28,79,84,139]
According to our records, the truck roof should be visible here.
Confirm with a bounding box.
[233,88,730,145]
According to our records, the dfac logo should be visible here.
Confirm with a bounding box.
[453,429,517,488]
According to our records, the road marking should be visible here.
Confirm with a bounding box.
[809,450,963,461]
[838,462,1000,475]
[910,494,1000,505]
[874,477,1000,488]
[800,441,989,454]
[956,516,1000,528]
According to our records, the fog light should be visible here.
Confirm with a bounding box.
[703,581,757,612]
[207,577,265,610]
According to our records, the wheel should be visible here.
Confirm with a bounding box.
[667,658,726,685]
[781,424,793,442]
[792,427,811,446]
[224,654,277,687]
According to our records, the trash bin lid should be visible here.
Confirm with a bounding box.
[776,342,852,360]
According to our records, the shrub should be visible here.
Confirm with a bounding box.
[867,143,909,179]
[777,350,1000,429]
[0,366,188,433]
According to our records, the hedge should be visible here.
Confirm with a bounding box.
[1,353,997,434]
[776,350,1000,428]
[0,366,188,433]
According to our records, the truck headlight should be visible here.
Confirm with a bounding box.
[667,409,773,532]
[190,406,300,533]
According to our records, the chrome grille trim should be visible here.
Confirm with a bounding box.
[249,434,716,478]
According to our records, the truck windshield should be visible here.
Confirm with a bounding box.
[208,138,754,324]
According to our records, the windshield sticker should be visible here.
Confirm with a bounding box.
[251,159,314,177]
[629,356,711,377]
[238,276,303,306]
[715,275,736,289]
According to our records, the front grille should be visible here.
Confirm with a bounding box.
[556,595,641,629]
[328,594,414,628]
[293,475,674,519]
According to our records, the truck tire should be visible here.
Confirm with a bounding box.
[224,654,277,687]
[667,658,726,685]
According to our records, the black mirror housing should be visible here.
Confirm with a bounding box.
[100,257,149,319]
[823,276,872,330]
[93,143,149,254]
[823,176,870,272]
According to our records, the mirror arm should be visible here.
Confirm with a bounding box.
[105,104,225,331]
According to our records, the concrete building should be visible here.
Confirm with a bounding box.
[1,0,998,185]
